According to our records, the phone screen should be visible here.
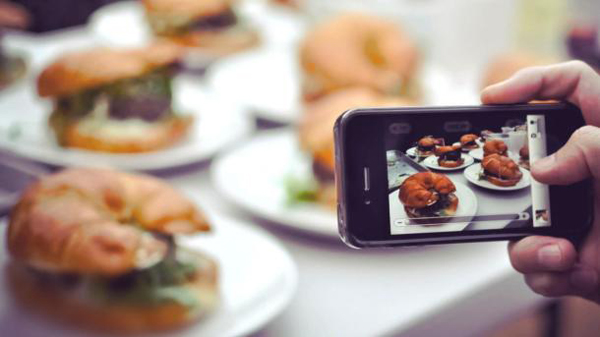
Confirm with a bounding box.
[385,114,551,235]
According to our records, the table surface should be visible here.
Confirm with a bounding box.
[0,28,546,337]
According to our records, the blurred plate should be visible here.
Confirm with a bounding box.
[463,163,531,191]
[206,47,301,124]
[468,148,517,161]
[0,194,297,337]
[422,154,474,171]
[389,181,477,234]
[88,0,306,49]
[205,47,461,124]
[0,76,254,171]
[211,129,338,238]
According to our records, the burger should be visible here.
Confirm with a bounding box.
[297,87,413,207]
[142,0,259,56]
[460,134,479,150]
[416,136,443,157]
[483,139,508,157]
[399,172,458,221]
[481,153,523,187]
[6,168,218,332]
[519,144,530,169]
[38,42,193,153]
[435,145,464,168]
[300,13,419,102]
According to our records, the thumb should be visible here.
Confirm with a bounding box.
[532,125,600,184]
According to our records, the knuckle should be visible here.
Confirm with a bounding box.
[566,60,594,74]
[571,125,600,145]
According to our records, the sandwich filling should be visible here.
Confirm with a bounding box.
[405,193,457,218]
[438,149,461,162]
[23,236,206,311]
[49,66,176,143]
[148,8,238,36]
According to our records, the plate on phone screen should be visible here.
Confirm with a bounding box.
[468,148,517,161]
[0,190,297,337]
[389,181,478,234]
[422,154,474,171]
[463,163,531,191]
[211,129,339,238]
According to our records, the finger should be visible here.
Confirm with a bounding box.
[531,125,600,184]
[481,61,600,126]
[524,267,598,298]
[508,236,577,273]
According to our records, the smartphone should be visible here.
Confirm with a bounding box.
[334,103,593,248]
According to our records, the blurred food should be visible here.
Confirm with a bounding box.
[142,0,259,56]
[0,42,25,89]
[0,1,29,30]
[481,52,554,88]
[297,87,412,207]
[416,136,443,157]
[435,145,463,168]
[479,129,493,142]
[481,153,523,187]
[483,139,508,157]
[299,13,419,102]
[519,144,530,170]
[6,167,217,333]
[460,134,479,150]
[399,172,458,220]
[37,42,193,153]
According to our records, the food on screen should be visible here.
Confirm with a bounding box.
[459,133,479,150]
[519,144,530,169]
[481,153,523,187]
[479,129,493,142]
[299,13,419,102]
[5,168,218,332]
[142,0,259,55]
[416,135,443,157]
[435,145,464,168]
[399,172,459,221]
[483,139,508,157]
[37,42,192,153]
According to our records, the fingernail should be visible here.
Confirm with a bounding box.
[570,268,598,292]
[538,244,562,267]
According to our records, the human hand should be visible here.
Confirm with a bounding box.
[481,60,600,303]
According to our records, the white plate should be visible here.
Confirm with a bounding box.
[211,129,339,238]
[0,77,254,171]
[206,47,302,124]
[389,181,477,234]
[468,148,517,161]
[422,154,474,171]
[206,47,458,124]
[0,191,297,337]
[405,146,433,158]
[463,163,531,191]
[88,1,306,50]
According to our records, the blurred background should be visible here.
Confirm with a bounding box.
[0,0,599,336]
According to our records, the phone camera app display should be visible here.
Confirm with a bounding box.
[387,114,551,235]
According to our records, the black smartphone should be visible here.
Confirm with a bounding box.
[334,103,593,248]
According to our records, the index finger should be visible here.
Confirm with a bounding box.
[481,60,600,126]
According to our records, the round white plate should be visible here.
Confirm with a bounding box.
[88,1,306,49]
[206,47,302,124]
[422,154,474,171]
[0,192,297,337]
[206,46,457,124]
[211,129,339,238]
[405,146,434,158]
[0,76,254,171]
[389,181,477,234]
[463,163,531,191]
[468,148,517,161]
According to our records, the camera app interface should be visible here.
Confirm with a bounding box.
[386,114,550,235]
